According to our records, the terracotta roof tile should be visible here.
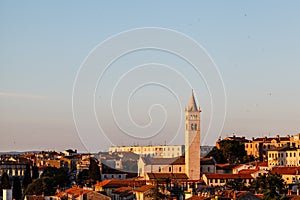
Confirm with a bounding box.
[271,166,300,175]
[135,185,153,192]
[238,169,259,174]
[204,173,253,179]
[147,173,189,180]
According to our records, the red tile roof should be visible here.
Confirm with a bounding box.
[216,163,237,170]
[238,169,259,174]
[94,179,111,187]
[57,188,92,198]
[204,173,253,179]
[147,173,188,180]
[135,185,153,192]
[257,161,268,167]
[232,164,244,170]
[113,186,132,193]
[94,179,145,188]
[271,166,300,175]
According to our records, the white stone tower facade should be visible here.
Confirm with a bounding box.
[185,90,201,180]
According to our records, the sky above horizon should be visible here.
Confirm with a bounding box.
[1,1,300,152]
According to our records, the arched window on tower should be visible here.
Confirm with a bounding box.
[191,124,197,130]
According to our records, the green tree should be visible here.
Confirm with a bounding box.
[205,147,227,164]
[251,173,287,199]
[207,140,252,164]
[12,176,22,200]
[32,165,39,180]
[23,164,32,189]
[226,178,247,191]
[89,157,101,184]
[77,169,89,186]
[0,172,11,189]
[24,177,56,196]
[41,166,70,188]
[219,140,247,164]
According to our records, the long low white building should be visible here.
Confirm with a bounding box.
[109,145,185,158]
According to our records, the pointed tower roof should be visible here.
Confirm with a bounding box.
[188,90,198,112]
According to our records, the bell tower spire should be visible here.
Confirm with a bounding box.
[188,89,198,112]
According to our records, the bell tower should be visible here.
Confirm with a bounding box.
[185,90,201,180]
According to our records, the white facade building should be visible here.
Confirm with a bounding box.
[109,145,184,158]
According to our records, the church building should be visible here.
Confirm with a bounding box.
[137,90,201,181]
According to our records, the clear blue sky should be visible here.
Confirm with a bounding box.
[1,1,300,152]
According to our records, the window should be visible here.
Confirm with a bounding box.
[208,167,210,172]
[294,152,296,157]
[158,167,161,172]
[179,167,182,172]
[119,175,121,178]
[191,124,194,130]
[169,167,172,172]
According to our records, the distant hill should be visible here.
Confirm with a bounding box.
[0,151,40,155]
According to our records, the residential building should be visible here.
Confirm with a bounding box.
[237,169,268,179]
[202,174,253,187]
[267,146,300,168]
[245,135,294,160]
[200,157,216,174]
[271,166,300,184]
[134,185,154,200]
[232,161,269,174]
